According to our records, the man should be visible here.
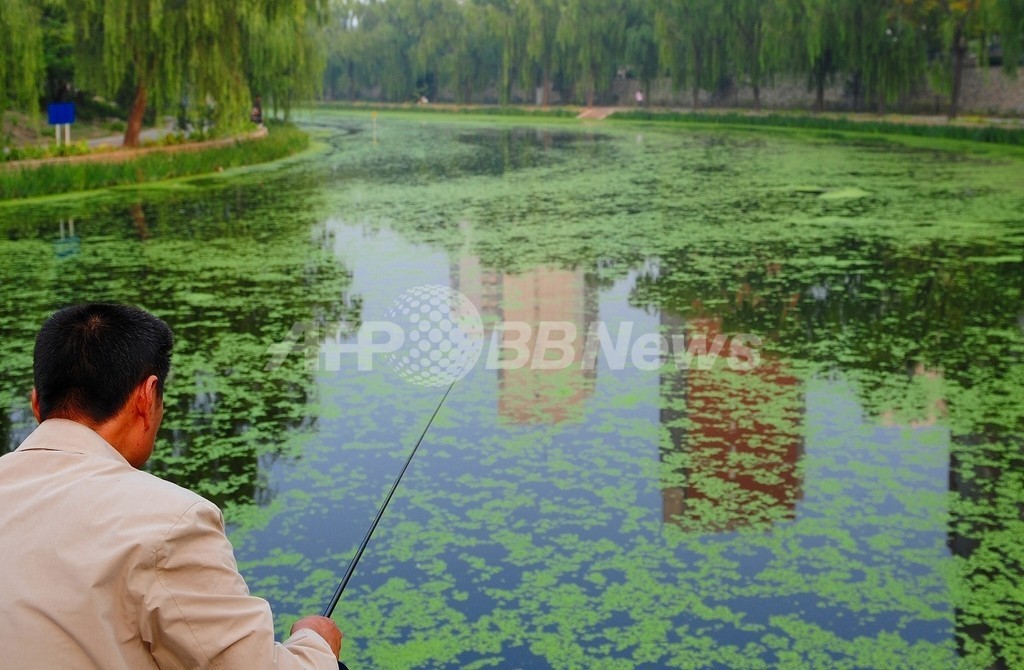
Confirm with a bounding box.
[0,303,343,669]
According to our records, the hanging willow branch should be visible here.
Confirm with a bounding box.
[63,0,327,145]
[0,0,45,134]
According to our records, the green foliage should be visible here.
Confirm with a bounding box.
[246,2,327,120]
[319,0,1022,117]
[612,108,1024,144]
[0,0,45,125]
[0,123,309,200]
[2,140,90,163]
[57,0,326,137]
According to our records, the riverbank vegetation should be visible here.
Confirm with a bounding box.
[322,0,1024,118]
[613,109,1024,145]
[1,0,323,149]
[4,1,1023,162]
[0,123,308,201]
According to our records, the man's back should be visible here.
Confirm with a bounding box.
[0,419,336,670]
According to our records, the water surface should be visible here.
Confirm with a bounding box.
[1,111,1021,669]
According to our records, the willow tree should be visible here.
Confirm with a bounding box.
[558,0,627,106]
[246,1,327,120]
[656,0,728,109]
[722,0,776,109]
[418,1,501,103]
[486,0,525,105]
[63,0,322,146]
[625,0,661,102]
[905,0,997,118]
[415,0,463,100]
[997,0,1024,71]
[0,0,44,130]
[521,0,562,105]
[789,0,848,111]
[844,0,927,112]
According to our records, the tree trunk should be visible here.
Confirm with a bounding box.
[752,22,763,112]
[949,25,966,120]
[348,61,356,100]
[692,48,703,110]
[541,72,551,106]
[563,76,576,106]
[124,82,148,148]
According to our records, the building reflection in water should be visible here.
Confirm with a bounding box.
[659,309,805,533]
[454,257,598,425]
[948,431,1023,669]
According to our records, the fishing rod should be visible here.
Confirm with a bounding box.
[323,378,457,619]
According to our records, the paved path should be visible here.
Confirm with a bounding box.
[86,119,176,148]
[577,107,631,120]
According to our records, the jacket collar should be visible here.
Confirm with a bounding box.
[16,418,131,467]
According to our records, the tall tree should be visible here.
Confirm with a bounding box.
[846,0,927,113]
[723,0,775,109]
[793,0,848,112]
[246,1,327,120]
[625,0,661,102]
[40,0,75,105]
[521,0,562,105]
[559,0,627,106]
[997,0,1024,71]
[63,0,325,146]
[490,0,525,105]
[438,2,503,103]
[656,0,728,109]
[907,0,994,118]
[0,0,44,132]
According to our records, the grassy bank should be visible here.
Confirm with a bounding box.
[0,122,308,201]
[610,109,1024,146]
[313,101,579,118]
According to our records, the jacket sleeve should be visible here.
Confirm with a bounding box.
[140,500,338,670]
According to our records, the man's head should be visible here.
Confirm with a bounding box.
[32,303,173,467]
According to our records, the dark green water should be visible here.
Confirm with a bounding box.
[1,111,1022,669]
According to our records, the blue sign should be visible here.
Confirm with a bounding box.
[48,103,76,125]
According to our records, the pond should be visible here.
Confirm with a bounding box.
[1,110,1022,669]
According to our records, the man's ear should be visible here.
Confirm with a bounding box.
[134,375,161,428]
[30,388,41,424]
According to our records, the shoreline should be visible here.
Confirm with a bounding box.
[311,101,1024,145]
[1,126,268,172]
[0,124,307,201]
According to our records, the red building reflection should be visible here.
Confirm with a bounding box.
[660,311,805,532]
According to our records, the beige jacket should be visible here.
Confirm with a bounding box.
[0,419,338,670]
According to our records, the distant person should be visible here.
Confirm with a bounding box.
[251,96,264,124]
[635,89,644,107]
[0,303,342,669]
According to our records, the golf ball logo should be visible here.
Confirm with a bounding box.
[384,285,484,386]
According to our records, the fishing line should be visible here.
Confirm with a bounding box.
[322,378,458,618]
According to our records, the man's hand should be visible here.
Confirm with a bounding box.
[291,616,342,659]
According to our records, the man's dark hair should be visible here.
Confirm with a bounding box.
[33,304,173,423]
